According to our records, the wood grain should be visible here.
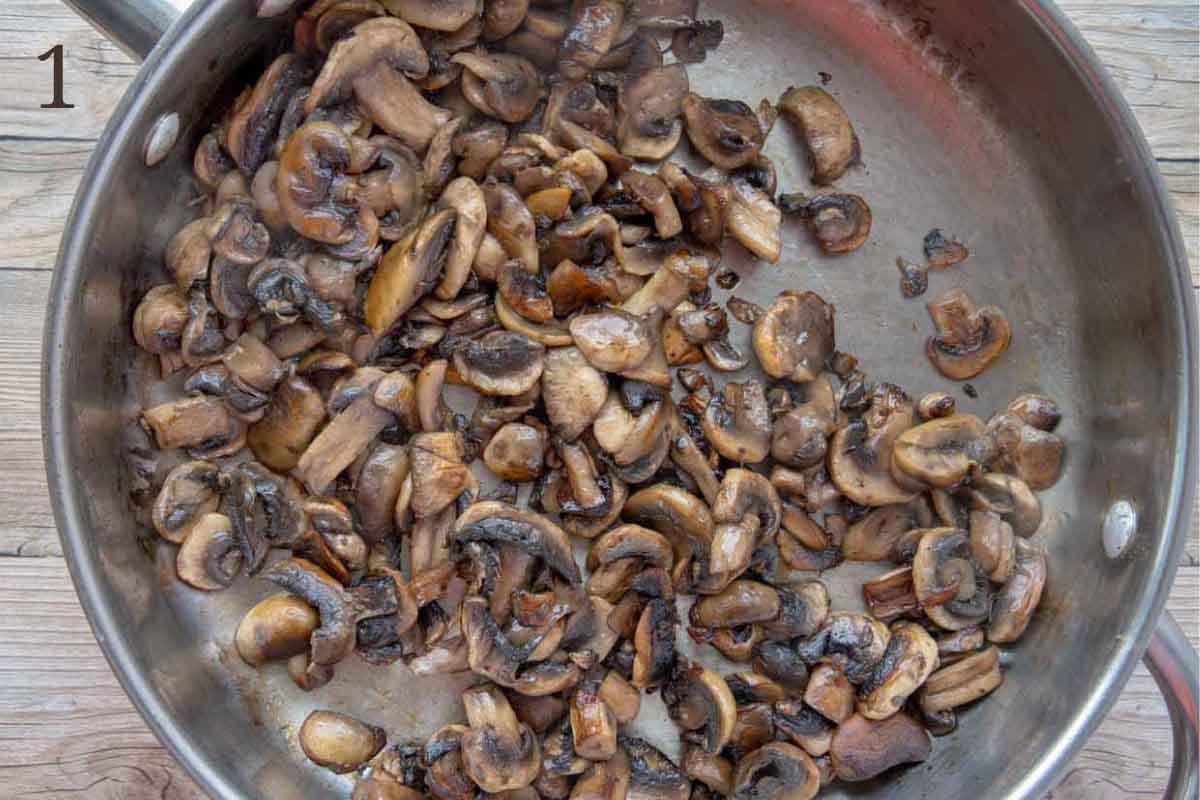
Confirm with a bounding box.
[0,1,1194,798]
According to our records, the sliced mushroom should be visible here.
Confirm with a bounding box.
[227,53,311,175]
[485,422,546,481]
[623,484,714,585]
[682,94,764,171]
[829,713,930,782]
[795,612,890,686]
[433,176,488,299]
[699,380,769,464]
[410,432,470,518]
[754,292,834,384]
[1007,393,1062,431]
[803,664,855,724]
[682,747,733,797]
[778,86,859,185]
[919,645,1003,712]
[618,65,688,160]
[455,52,544,123]
[732,742,819,800]
[484,181,540,273]
[460,683,542,791]
[986,412,1065,491]
[988,539,1047,643]
[728,174,782,263]
[857,622,939,720]
[622,170,683,238]
[152,461,223,544]
[664,662,738,754]
[558,0,626,80]
[751,641,809,691]
[925,288,1012,380]
[861,566,920,623]
[542,346,609,442]
[300,710,386,774]
[176,513,243,591]
[891,413,992,489]
[382,0,480,31]
[365,208,457,335]
[632,598,677,690]
[968,472,1042,538]
[307,18,452,151]
[969,510,1016,584]
[912,528,992,631]
[923,228,970,269]
[454,330,546,396]
[142,396,233,452]
[828,384,918,507]
[625,736,690,800]
[784,192,872,254]
[570,675,619,761]
[295,388,394,496]
[691,580,780,629]
[842,499,932,562]
[455,502,580,584]
[570,308,655,373]
[236,594,320,666]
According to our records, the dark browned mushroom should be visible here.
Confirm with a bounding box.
[778,86,859,185]
[925,288,1012,380]
[454,52,544,123]
[753,292,835,384]
[682,94,764,171]
[558,0,626,80]
[732,742,820,800]
[912,528,992,631]
[829,713,930,782]
[828,384,918,507]
[985,411,1065,491]
[702,380,771,464]
[782,192,872,254]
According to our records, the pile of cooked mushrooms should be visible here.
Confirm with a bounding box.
[127,0,1062,797]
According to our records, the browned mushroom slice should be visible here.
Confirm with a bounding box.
[307,18,451,151]
[682,94,764,171]
[152,461,222,544]
[919,645,1003,712]
[454,330,546,396]
[925,288,1012,380]
[364,208,456,335]
[662,662,738,755]
[569,675,619,761]
[860,566,920,623]
[295,387,394,496]
[912,528,992,631]
[630,598,677,690]
[622,170,683,238]
[793,612,890,686]
[558,0,626,79]
[355,443,410,544]
[617,64,688,160]
[227,53,311,175]
[624,737,690,800]
[803,664,855,724]
[771,700,833,759]
[623,483,714,585]
[732,742,819,800]
[829,713,930,782]
[133,285,189,355]
[484,422,546,481]
[702,380,771,464]
[935,625,985,665]
[671,18,723,64]
[988,539,1047,643]
[497,262,554,324]
[828,384,918,507]
[712,469,782,540]
[245,375,325,472]
[164,219,213,289]
[1007,393,1062,431]
[381,0,479,30]
[622,248,710,316]
[175,512,243,591]
[891,413,992,490]
[299,710,386,775]
[431,176,486,299]
[542,346,609,442]
[459,684,542,791]
[754,292,835,384]
[455,502,580,584]
[454,52,544,123]
[683,747,733,797]
[410,432,469,518]
[778,86,859,186]
[968,472,1042,538]
[690,580,780,629]
[496,292,575,346]
[857,622,939,720]
[985,411,1065,491]
[569,308,655,373]
[236,594,320,667]
[924,228,970,269]
[484,181,539,273]
[141,396,231,452]
[968,510,1016,584]
[728,175,782,263]
[782,192,872,254]
[482,0,530,40]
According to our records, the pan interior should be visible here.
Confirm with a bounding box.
[47,0,1190,798]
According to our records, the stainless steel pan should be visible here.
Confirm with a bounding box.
[44,0,1199,797]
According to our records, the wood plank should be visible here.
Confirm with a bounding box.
[1160,159,1200,282]
[0,556,1189,799]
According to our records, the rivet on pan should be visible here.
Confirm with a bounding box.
[144,112,181,168]
[1102,500,1139,560]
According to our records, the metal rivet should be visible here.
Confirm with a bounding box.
[144,112,180,167]
[1103,500,1138,559]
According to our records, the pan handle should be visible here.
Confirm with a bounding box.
[1146,610,1199,800]
[59,0,191,62]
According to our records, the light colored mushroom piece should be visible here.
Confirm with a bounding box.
[381,0,481,31]
[461,684,542,792]
[176,512,243,591]
[484,423,546,481]
[306,18,451,151]
[828,384,919,507]
[919,645,1003,712]
[778,86,860,185]
[912,528,992,631]
[729,175,782,263]
[622,170,683,238]
[891,413,992,489]
[682,93,764,171]
[295,386,393,496]
[683,747,733,797]
[618,64,689,160]
[410,432,469,519]
[754,291,835,384]
[988,539,1047,643]
[857,622,939,720]
[454,330,546,396]
[986,411,1065,491]
[543,346,609,442]
[925,288,1012,381]
[484,181,539,273]
[434,176,488,300]
[804,664,855,724]
[364,208,457,335]
[558,0,626,80]
[570,675,618,761]
[732,742,820,800]
[236,594,320,666]
[570,308,656,373]
[702,380,772,464]
[299,710,386,774]
[142,396,233,451]
[829,713,930,782]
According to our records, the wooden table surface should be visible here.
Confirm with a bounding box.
[0,1,1196,798]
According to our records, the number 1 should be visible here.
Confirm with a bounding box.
[38,45,75,109]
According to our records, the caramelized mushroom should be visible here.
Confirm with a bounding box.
[454,331,546,396]
[754,292,835,384]
[461,683,542,791]
[300,710,386,774]
[455,52,544,123]
[828,384,917,507]
[912,528,992,631]
[618,65,689,160]
[988,539,1047,643]
[702,380,771,464]
[986,411,1065,491]
[919,645,1003,712]
[829,713,930,782]
[732,742,819,800]
[784,193,872,254]
[682,94,764,171]
[778,86,859,185]
[925,288,1012,380]
[892,413,992,489]
[177,513,243,590]
[728,174,782,263]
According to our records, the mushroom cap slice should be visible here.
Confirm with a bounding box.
[570,308,656,373]
[365,208,457,335]
[461,684,542,792]
[712,468,782,536]
[828,384,918,507]
[892,413,992,489]
[176,512,243,591]
[857,622,939,720]
[625,736,691,800]
[702,380,771,464]
[728,175,782,263]
[236,594,320,666]
[969,472,1042,537]
[829,713,930,782]
[307,17,430,108]
[753,291,834,384]
[778,86,859,185]
[381,0,481,31]
[802,664,855,725]
[911,528,992,631]
[455,52,544,123]
[558,0,627,80]
[454,502,581,584]
[969,510,1016,583]
[484,423,546,482]
[454,330,546,396]
[732,742,820,800]
[300,710,386,774]
[988,538,1047,643]
[618,65,688,160]
[262,557,357,666]
[153,460,223,544]
[410,432,470,518]
[986,411,1065,491]
[918,645,1003,712]
[682,94,764,171]
[690,580,781,628]
[623,483,714,581]
[925,288,1013,381]
[587,524,675,572]
[543,346,609,442]
[664,663,738,754]
[228,53,311,175]
[435,176,488,300]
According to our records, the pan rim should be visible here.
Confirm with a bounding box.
[41,1,1197,798]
